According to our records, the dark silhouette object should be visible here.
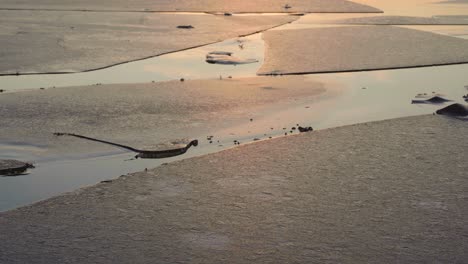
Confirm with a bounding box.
[411,96,452,104]
[435,103,468,117]
[298,126,313,133]
[0,160,34,176]
[177,25,194,29]
[53,133,198,159]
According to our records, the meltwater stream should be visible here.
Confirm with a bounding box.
[1,63,467,212]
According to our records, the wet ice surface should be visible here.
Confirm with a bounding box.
[1,33,264,92]
[1,64,468,211]
[259,26,468,75]
[0,10,294,74]
[0,0,381,13]
[4,14,468,93]
[328,15,468,25]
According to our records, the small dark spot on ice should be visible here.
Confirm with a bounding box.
[177,25,194,29]
[250,118,253,122]
[100,180,112,183]
[253,138,260,141]
[298,126,313,133]
[180,78,185,82]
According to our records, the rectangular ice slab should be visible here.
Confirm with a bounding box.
[258,26,468,75]
[0,0,381,13]
[0,11,295,74]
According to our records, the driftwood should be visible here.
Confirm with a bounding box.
[53,133,198,159]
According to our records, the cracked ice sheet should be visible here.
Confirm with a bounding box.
[0,0,381,13]
[258,26,468,75]
[0,115,467,263]
[0,76,329,156]
[0,11,296,74]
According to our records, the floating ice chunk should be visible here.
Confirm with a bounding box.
[206,52,258,65]
[208,51,233,56]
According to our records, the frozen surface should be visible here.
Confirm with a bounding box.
[329,15,468,25]
[0,11,295,74]
[0,0,381,13]
[258,26,468,75]
[0,76,327,155]
[352,0,468,16]
[0,115,466,263]
[0,33,265,92]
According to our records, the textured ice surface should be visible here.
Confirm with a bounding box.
[0,115,466,263]
[0,11,295,74]
[0,0,381,13]
[258,26,468,75]
[328,15,468,25]
[0,76,327,154]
